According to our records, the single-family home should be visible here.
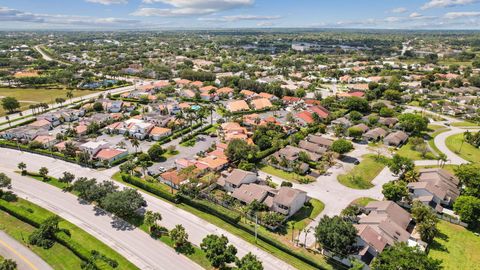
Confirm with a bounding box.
[250,98,273,110]
[384,131,408,147]
[363,127,387,141]
[265,187,308,217]
[94,148,128,164]
[226,100,250,112]
[217,169,258,192]
[79,140,110,156]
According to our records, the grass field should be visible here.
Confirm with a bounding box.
[429,221,480,270]
[260,165,315,183]
[451,121,480,127]
[396,141,437,160]
[0,88,100,115]
[445,133,480,164]
[337,155,386,189]
[351,197,377,207]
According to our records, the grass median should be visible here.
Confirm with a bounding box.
[337,154,387,189]
[445,133,480,163]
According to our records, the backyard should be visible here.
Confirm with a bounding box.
[429,221,480,270]
[337,154,387,189]
[0,88,100,115]
[260,165,316,184]
[445,133,480,164]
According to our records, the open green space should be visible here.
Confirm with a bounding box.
[337,155,386,189]
[450,121,480,127]
[0,197,139,270]
[287,199,324,232]
[351,197,377,207]
[0,88,100,115]
[446,133,480,164]
[260,165,315,184]
[429,221,480,270]
[396,140,437,160]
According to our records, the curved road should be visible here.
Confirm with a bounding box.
[0,149,295,270]
[0,231,53,270]
[33,45,54,62]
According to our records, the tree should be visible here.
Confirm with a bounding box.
[398,113,428,134]
[382,181,408,202]
[38,167,49,180]
[0,173,12,191]
[93,102,103,112]
[411,201,438,242]
[371,243,442,270]
[148,144,165,161]
[331,139,353,155]
[0,259,17,270]
[1,97,20,113]
[453,195,480,227]
[383,89,401,101]
[225,139,258,162]
[17,162,27,175]
[347,127,363,140]
[388,154,414,179]
[29,216,65,249]
[343,97,370,113]
[58,171,75,185]
[100,188,146,219]
[130,138,140,153]
[454,164,480,197]
[144,211,162,232]
[170,224,189,249]
[200,234,237,269]
[315,216,357,257]
[236,252,263,270]
[119,161,135,175]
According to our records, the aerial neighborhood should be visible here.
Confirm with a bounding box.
[1,2,480,269]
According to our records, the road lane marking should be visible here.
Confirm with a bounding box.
[0,237,39,270]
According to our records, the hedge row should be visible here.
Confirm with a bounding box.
[0,118,36,132]
[120,174,240,224]
[0,140,80,165]
[154,123,203,145]
[0,200,102,268]
[179,124,213,143]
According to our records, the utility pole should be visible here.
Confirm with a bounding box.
[255,213,258,244]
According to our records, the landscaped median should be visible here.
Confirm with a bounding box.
[337,154,388,189]
[0,197,139,270]
[113,172,343,270]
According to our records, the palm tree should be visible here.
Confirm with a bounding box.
[130,138,140,153]
[174,111,185,129]
[303,227,311,247]
[66,90,74,103]
[438,153,448,168]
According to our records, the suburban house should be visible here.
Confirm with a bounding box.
[217,169,258,192]
[220,122,249,142]
[295,111,315,125]
[159,170,189,190]
[354,201,422,265]
[240,89,257,100]
[264,187,308,217]
[384,131,409,147]
[226,100,250,112]
[149,126,172,141]
[250,98,273,110]
[231,183,275,204]
[363,127,387,141]
[94,148,128,164]
[32,135,57,148]
[407,168,460,212]
[79,140,110,156]
[306,134,333,150]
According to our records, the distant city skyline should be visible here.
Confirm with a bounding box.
[1,0,480,30]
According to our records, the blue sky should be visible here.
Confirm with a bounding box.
[1,0,480,29]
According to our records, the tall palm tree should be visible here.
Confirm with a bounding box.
[130,138,140,153]
[66,90,74,103]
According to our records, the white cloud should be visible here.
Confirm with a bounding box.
[132,0,254,16]
[391,7,407,14]
[421,0,479,9]
[409,12,423,18]
[0,6,140,28]
[85,0,127,5]
[444,11,480,18]
[199,14,280,22]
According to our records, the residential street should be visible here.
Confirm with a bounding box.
[0,231,53,270]
[0,149,295,270]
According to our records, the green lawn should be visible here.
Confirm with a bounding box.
[396,141,437,160]
[0,209,83,269]
[445,133,480,164]
[287,199,325,232]
[451,121,480,127]
[260,165,315,183]
[429,221,480,270]
[0,88,99,115]
[0,198,139,270]
[351,197,377,207]
[162,150,180,159]
[337,155,386,189]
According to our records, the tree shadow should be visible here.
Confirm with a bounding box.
[429,231,449,253]
[110,217,135,231]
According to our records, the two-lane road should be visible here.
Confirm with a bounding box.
[0,231,53,270]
